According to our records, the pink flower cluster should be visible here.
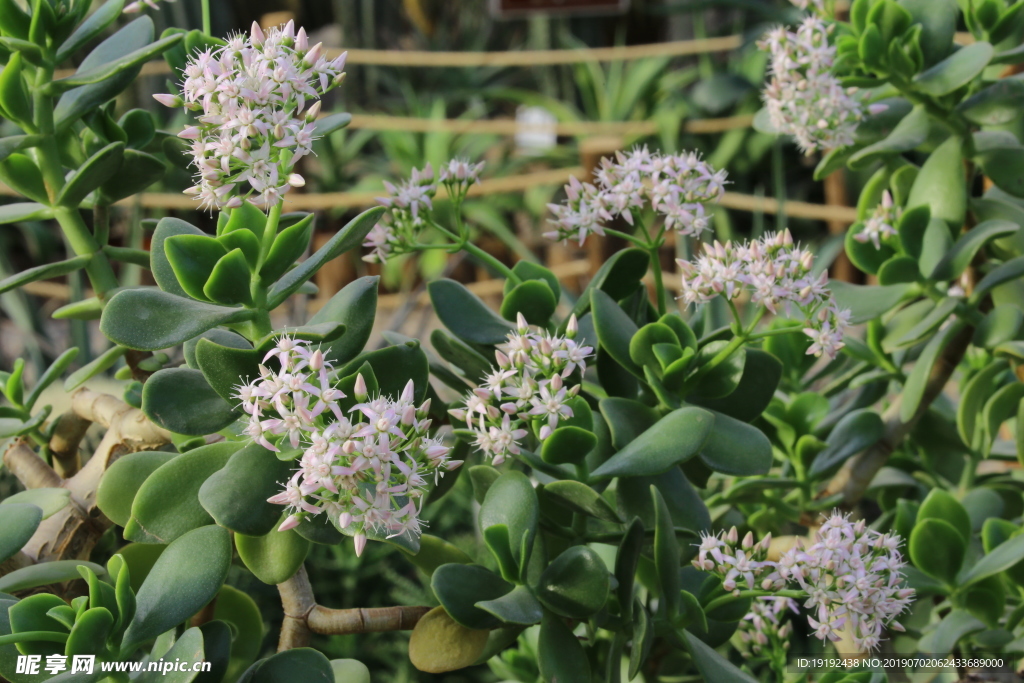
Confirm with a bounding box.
[449,314,592,465]
[695,512,914,653]
[676,229,850,359]
[737,596,798,657]
[758,16,865,153]
[545,147,728,246]
[156,21,347,209]
[236,337,459,555]
[364,159,486,263]
[855,190,901,250]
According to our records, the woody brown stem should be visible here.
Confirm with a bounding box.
[276,564,430,652]
[2,391,171,565]
[48,412,91,479]
[4,440,62,489]
[823,323,973,505]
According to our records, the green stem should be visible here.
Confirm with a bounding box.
[430,220,522,285]
[702,589,804,616]
[30,65,118,297]
[603,227,648,248]
[0,631,70,646]
[201,0,212,36]
[687,333,746,385]
[650,244,667,316]
[258,201,284,267]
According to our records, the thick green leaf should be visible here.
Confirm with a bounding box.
[151,218,206,297]
[977,145,1024,199]
[199,442,293,536]
[974,305,1023,349]
[57,142,124,206]
[848,105,929,168]
[958,79,1024,126]
[900,320,967,423]
[886,297,959,351]
[1,489,69,520]
[122,525,231,654]
[312,113,352,137]
[970,256,1024,305]
[141,367,241,436]
[54,18,158,131]
[827,282,917,327]
[568,248,649,322]
[932,220,1019,281]
[0,254,91,294]
[65,607,112,657]
[810,409,885,477]
[135,626,204,683]
[536,546,609,619]
[906,135,967,230]
[0,154,48,204]
[236,528,309,585]
[699,410,772,476]
[267,207,384,307]
[599,397,658,450]
[542,480,621,523]
[96,451,175,527]
[212,585,264,681]
[56,0,126,62]
[164,234,228,302]
[500,280,557,326]
[101,289,253,351]
[591,289,643,379]
[913,42,993,96]
[336,341,430,404]
[204,249,253,306]
[0,202,50,225]
[690,341,745,399]
[898,0,956,66]
[961,534,1024,587]
[401,534,473,577]
[0,560,106,594]
[538,610,591,683]
[590,406,714,479]
[682,630,759,683]
[616,468,710,535]
[917,609,985,655]
[50,34,183,94]
[246,647,334,683]
[65,344,128,393]
[540,425,596,465]
[259,214,314,285]
[958,359,1009,447]
[307,276,379,365]
[125,441,239,543]
[479,471,538,573]
[194,337,259,404]
[475,584,543,625]
[691,349,781,422]
[0,503,41,562]
[652,486,681,617]
[428,278,513,345]
[8,593,67,657]
[431,564,512,630]
[909,518,965,584]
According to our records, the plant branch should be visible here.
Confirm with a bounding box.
[822,323,973,505]
[276,564,430,652]
[48,411,90,479]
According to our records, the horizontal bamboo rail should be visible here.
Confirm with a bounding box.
[344,113,754,136]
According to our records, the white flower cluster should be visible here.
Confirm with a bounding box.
[855,190,902,250]
[156,21,347,209]
[736,596,798,657]
[695,512,914,653]
[236,337,460,555]
[448,314,593,465]
[676,229,850,359]
[758,16,864,153]
[545,147,728,246]
[124,0,174,12]
[364,159,485,263]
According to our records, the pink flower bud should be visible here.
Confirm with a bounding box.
[178,126,201,140]
[278,515,300,531]
[288,173,306,188]
[153,93,182,108]
[353,533,367,557]
[250,21,265,45]
[354,373,367,400]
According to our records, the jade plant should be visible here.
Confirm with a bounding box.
[5,0,1024,681]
